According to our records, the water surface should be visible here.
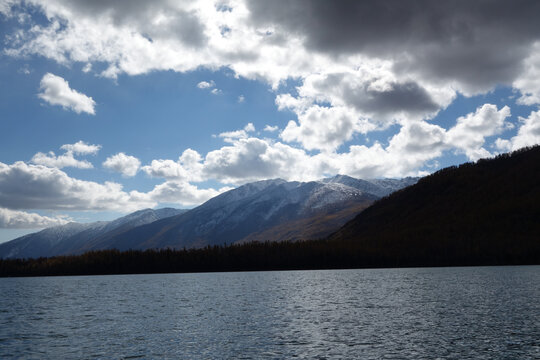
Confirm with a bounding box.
[1,266,539,359]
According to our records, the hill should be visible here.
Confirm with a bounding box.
[329,146,540,266]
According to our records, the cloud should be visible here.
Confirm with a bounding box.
[0,0,16,16]
[280,104,375,152]
[217,123,256,143]
[238,95,245,103]
[447,104,512,160]
[0,155,226,211]
[0,207,69,229]
[37,73,96,114]
[203,137,322,184]
[142,149,204,182]
[82,63,92,73]
[247,0,540,93]
[146,181,230,207]
[297,69,442,120]
[31,151,93,169]
[0,161,155,211]
[264,125,278,132]
[496,110,540,151]
[3,0,540,184]
[197,80,215,89]
[147,104,515,184]
[31,141,100,169]
[1,104,519,216]
[142,159,188,180]
[197,80,222,94]
[103,153,141,177]
[60,140,101,155]
[7,0,540,104]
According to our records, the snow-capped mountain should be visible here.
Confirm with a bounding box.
[0,208,187,259]
[321,175,418,198]
[0,175,418,258]
[105,175,418,251]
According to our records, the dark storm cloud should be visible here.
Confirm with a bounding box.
[308,73,439,118]
[345,79,439,116]
[247,0,540,90]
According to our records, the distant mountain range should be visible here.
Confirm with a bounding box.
[0,175,417,259]
[0,208,187,259]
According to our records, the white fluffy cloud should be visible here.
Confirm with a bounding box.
[31,151,93,169]
[103,153,141,177]
[197,80,215,89]
[204,137,314,183]
[142,148,204,182]
[31,141,100,169]
[60,140,101,155]
[280,103,375,152]
[146,181,230,207]
[263,125,278,132]
[142,104,515,184]
[0,207,69,228]
[217,123,256,143]
[496,110,540,151]
[0,161,155,211]
[37,73,96,114]
[513,42,540,106]
[447,104,512,160]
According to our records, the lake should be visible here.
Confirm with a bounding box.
[0,266,539,359]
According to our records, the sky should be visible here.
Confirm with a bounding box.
[1,0,540,243]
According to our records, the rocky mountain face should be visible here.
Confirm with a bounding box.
[104,175,418,251]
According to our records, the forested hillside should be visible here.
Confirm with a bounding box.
[330,146,540,265]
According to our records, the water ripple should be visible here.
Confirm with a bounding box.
[0,266,539,359]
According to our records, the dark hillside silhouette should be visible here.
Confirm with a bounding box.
[330,146,540,265]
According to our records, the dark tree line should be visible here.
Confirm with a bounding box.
[1,237,537,278]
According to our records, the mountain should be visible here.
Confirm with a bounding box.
[3,149,538,276]
[0,208,187,259]
[329,146,540,266]
[0,175,417,259]
[104,175,417,251]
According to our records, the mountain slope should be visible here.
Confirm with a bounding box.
[0,208,186,259]
[106,176,417,250]
[329,146,540,265]
[0,222,103,259]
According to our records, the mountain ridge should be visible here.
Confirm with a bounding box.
[0,208,187,259]
[0,175,417,258]
[105,175,417,250]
